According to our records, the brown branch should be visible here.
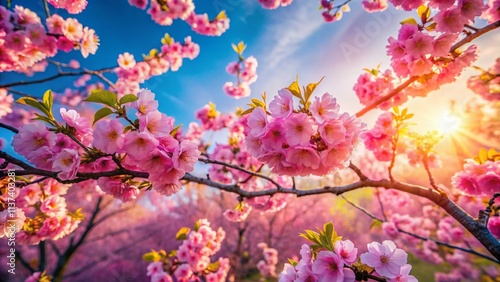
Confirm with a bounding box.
[341,195,500,264]
[0,122,19,133]
[2,150,500,260]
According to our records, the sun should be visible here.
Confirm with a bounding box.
[437,112,461,135]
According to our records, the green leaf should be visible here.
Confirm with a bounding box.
[16,97,51,118]
[175,227,191,240]
[400,18,418,25]
[142,250,161,262]
[170,124,182,137]
[93,107,114,125]
[241,107,255,116]
[42,90,53,117]
[251,98,265,108]
[32,114,55,125]
[417,5,431,22]
[119,94,139,105]
[304,77,325,103]
[194,220,201,232]
[287,76,302,100]
[370,220,383,230]
[84,89,118,108]
[287,258,298,267]
[206,261,220,272]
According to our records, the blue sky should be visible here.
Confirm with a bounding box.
[2,0,499,139]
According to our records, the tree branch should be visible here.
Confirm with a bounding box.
[341,195,500,264]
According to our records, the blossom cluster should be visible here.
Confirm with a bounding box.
[320,0,352,22]
[47,0,88,14]
[195,102,235,131]
[362,0,389,12]
[186,12,230,36]
[467,58,500,101]
[11,89,200,201]
[114,34,199,96]
[483,0,500,23]
[0,6,96,73]
[143,0,194,26]
[280,240,415,281]
[128,0,229,36]
[0,178,82,245]
[451,157,500,197]
[245,89,365,176]
[47,14,99,58]
[145,219,230,282]
[0,89,14,119]
[258,0,293,10]
[257,243,279,278]
[353,69,402,110]
[223,42,258,99]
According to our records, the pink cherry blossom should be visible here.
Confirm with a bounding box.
[269,89,294,119]
[312,251,344,282]
[310,93,340,123]
[284,113,315,146]
[334,240,358,264]
[51,148,81,180]
[248,107,269,137]
[360,240,408,279]
[93,119,125,154]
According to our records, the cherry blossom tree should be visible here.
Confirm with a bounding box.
[1,0,500,281]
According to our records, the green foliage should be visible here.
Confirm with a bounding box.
[299,222,342,252]
[84,89,119,109]
[175,227,191,240]
[142,250,162,262]
[119,94,139,105]
[93,107,114,125]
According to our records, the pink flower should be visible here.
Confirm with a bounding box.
[435,8,466,33]
[310,93,340,123]
[404,32,433,57]
[269,88,294,119]
[478,172,500,195]
[133,89,159,115]
[488,216,500,238]
[57,36,74,52]
[139,110,173,137]
[152,272,173,282]
[12,121,57,159]
[389,264,418,282]
[459,0,486,21]
[248,107,269,137]
[173,140,200,172]
[122,131,159,161]
[319,119,346,146]
[118,52,136,69]
[62,18,83,41]
[311,251,344,282]
[40,194,67,217]
[174,263,193,279]
[93,119,124,153]
[279,263,298,282]
[360,240,408,278]
[129,0,148,9]
[432,34,457,57]
[80,27,99,58]
[382,222,399,238]
[286,147,320,170]
[334,240,358,264]
[52,149,81,180]
[0,209,26,238]
[284,113,315,146]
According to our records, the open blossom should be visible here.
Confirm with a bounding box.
[40,194,67,217]
[118,52,136,69]
[312,251,344,282]
[52,149,81,180]
[93,119,125,153]
[334,240,358,264]
[12,121,57,159]
[360,240,408,278]
[248,107,269,137]
[310,93,340,123]
[62,18,83,41]
[269,89,294,118]
[48,0,88,14]
[389,264,418,282]
[80,27,99,58]
[284,113,315,146]
[172,140,200,172]
[133,89,159,115]
[139,110,174,137]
